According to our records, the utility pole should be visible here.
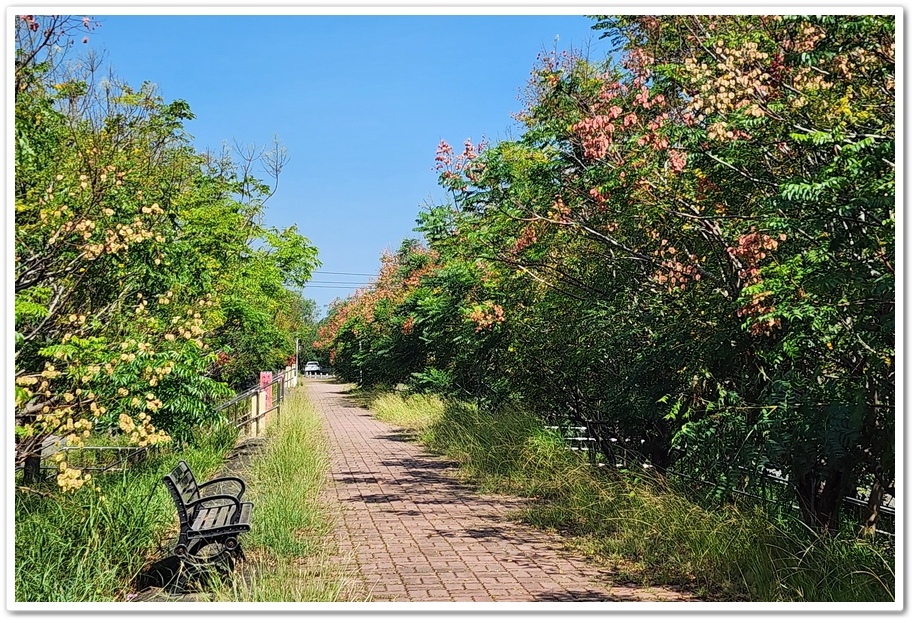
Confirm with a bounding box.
[295,338,300,374]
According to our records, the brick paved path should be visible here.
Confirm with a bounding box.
[307,379,694,603]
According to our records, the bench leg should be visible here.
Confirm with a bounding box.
[187,539,230,563]
[168,546,237,594]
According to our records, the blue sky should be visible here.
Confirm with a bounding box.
[77,12,613,317]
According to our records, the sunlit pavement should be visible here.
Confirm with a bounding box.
[306,379,696,603]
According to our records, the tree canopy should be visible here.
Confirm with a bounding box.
[316,14,895,532]
[14,15,320,488]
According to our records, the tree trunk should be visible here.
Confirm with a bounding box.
[795,466,848,532]
[22,454,42,484]
[859,476,886,538]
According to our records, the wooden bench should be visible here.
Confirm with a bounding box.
[162,460,253,562]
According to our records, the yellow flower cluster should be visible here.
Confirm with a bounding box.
[55,461,92,493]
[32,409,92,443]
[37,200,72,221]
[99,216,156,256]
[684,41,770,123]
[786,24,825,54]
[100,163,127,187]
[789,67,834,108]
[118,411,171,447]
[162,296,217,348]
[74,218,97,240]
[41,362,62,379]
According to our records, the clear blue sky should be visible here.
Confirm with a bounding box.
[79,12,613,317]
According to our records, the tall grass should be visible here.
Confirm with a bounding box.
[370,391,445,435]
[14,421,240,602]
[15,388,364,603]
[365,391,895,602]
[210,387,364,602]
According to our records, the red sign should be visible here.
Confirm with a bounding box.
[260,371,273,410]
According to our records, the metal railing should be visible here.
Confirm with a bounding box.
[546,422,895,537]
[18,436,157,476]
[215,365,299,436]
[17,366,301,479]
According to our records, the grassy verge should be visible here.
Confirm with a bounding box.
[15,385,363,603]
[365,390,895,602]
[209,386,364,602]
[14,422,239,602]
[370,391,446,438]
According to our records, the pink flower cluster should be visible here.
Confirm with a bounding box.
[623,48,655,81]
[651,242,701,292]
[572,109,621,160]
[668,150,687,172]
[434,138,487,188]
[636,113,672,151]
[467,302,505,332]
[401,316,415,335]
[737,292,780,336]
[634,86,666,109]
[726,229,784,283]
[511,225,538,255]
[588,187,609,208]
[727,229,787,335]
[20,15,39,31]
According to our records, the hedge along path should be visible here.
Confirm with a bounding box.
[307,379,695,603]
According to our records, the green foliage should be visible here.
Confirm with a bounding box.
[15,477,168,601]
[14,15,322,480]
[211,388,362,602]
[370,390,894,601]
[318,14,895,538]
[14,419,243,602]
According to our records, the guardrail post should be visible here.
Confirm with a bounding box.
[257,388,267,436]
[249,393,258,438]
[259,371,274,437]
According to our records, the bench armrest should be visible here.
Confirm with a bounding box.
[197,475,246,499]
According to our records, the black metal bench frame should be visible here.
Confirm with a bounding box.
[162,460,253,562]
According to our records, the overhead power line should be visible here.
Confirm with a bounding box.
[312,270,377,277]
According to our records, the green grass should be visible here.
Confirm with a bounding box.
[363,390,895,602]
[15,387,364,603]
[209,387,365,602]
[370,391,445,434]
[14,420,240,602]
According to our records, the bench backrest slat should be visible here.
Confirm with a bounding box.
[163,460,202,526]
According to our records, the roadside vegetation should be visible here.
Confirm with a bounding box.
[15,12,895,604]
[318,14,895,539]
[210,388,365,602]
[14,15,320,492]
[365,389,894,602]
[318,14,896,603]
[14,15,340,603]
[14,387,360,602]
[14,422,238,601]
